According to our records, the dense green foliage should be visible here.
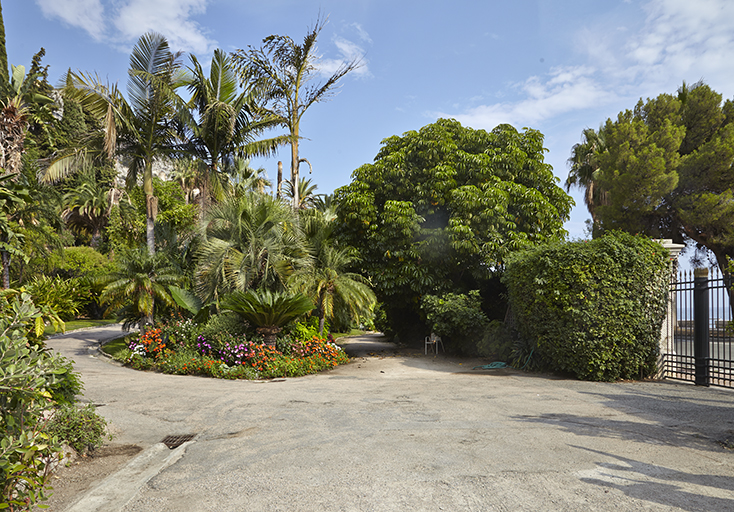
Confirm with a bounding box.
[420,291,489,355]
[0,292,89,509]
[503,232,670,381]
[568,82,734,274]
[335,119,573,341]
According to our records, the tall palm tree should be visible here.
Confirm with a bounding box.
[181,49,287,213]
[195,191,306,304]
[43,32,184,255]
[100,247,182,330]
[232,17,360,209]
[566,127,608,234]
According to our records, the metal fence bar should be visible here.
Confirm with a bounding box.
[665,268,734,389]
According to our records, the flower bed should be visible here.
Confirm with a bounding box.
[120,319,349,380]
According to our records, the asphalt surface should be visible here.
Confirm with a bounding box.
[47,325,734,512]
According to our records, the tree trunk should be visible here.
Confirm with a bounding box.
[144,161,156,255]
[146,195,156,255]
[276,161,282,199]
[1,248,9,289]
[257,326,281,348]
[291,126,299,210]
[318,314,325,337]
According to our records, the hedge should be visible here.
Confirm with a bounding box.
[503,232,670,381]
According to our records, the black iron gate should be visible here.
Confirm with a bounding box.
[664,269,734,388]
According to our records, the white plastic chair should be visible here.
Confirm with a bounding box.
[425,333,444,354]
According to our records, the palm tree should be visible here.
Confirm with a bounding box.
[289,209,375,335]
[283,177,320,209]
[232,17,360,209]
[43,32,184,255]
[61,178,110,248]
[222,288,313,346]
[289,241,376,336]
[181,49,287,213]
[566,127,608,235]
[226,156,271,195]
[100,247,182,330]
[195,191,306,304]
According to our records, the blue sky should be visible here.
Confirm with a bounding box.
[6,0,734,240]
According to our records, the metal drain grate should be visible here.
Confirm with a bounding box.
[161,434,196,449]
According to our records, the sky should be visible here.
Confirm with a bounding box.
[5,0,734,241]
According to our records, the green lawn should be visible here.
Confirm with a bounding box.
[44,318,119,336]
[100,335,133,358]
[331,329,368,340]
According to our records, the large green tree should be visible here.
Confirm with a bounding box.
[232,17,359,209]
[574,82,734,275]
[335,118,573,339]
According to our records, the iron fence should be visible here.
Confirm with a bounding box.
[664,269,734,388]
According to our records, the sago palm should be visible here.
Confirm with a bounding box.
[222,288,313,346]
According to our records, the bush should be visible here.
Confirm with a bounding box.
[503,232,670,381]
[26,275,90,321]
[420,290,490,355]
[0,292,75,509]
[45,404,111,454]
[287,317,328,341]
[199,313,247,340]
[476,320,514,362]
[50,246,116,280]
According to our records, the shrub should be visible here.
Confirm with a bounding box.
[0,292,74,509]
[26,275,90,321]
[503,232,670,381]
[45,404,111,454]
[476,320,514,362]
[161,316,201,349]
[199,313,247,340]
[420,290,490,355]
[50,246,116,280]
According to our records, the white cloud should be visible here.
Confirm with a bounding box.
[436,0,734,132]
[351,23,372,44]
[317,33,370,79]
[36,0,106,41]
[590,0,734,94]
[436,66,610,131]
[113,0,216,55]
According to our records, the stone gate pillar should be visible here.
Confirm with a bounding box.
[656,239,686,379]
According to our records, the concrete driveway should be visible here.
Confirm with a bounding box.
[48,326,734,512]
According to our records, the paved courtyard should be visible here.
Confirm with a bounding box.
[48,326,734,512]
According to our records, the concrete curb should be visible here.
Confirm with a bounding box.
[64,440,194,512]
